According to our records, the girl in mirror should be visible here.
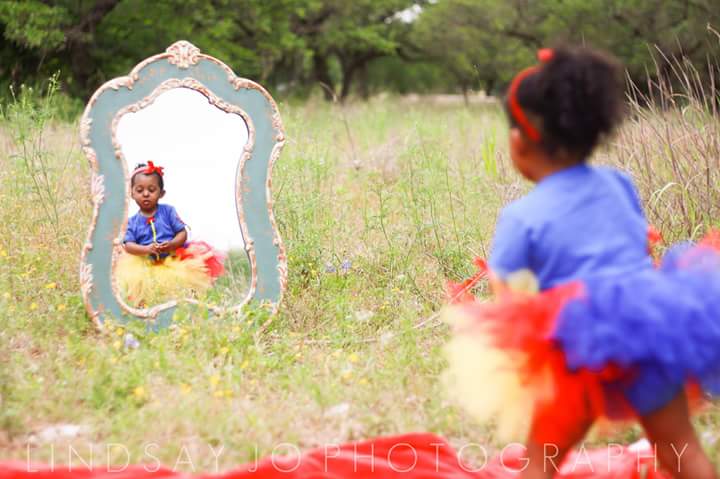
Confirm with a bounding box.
[117,162,225,307]
[444,47,720,478]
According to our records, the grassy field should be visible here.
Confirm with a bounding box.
[1,77,720,471]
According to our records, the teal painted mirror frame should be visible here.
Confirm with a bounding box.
[79,41,287,329]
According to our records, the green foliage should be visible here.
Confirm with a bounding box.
[0,1,68,49]
[1,75,73,234]
[1,0,718,100]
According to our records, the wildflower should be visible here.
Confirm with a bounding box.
[56,304,66,311]
[209,374,221,387]
[45,282,57,289]
[133,386,146,399]
[324,262,337,273]
[123,333,140,350]
[359,378,369,386]
[240,359,250,369]
[341,370,353,381]
[348,352,359,364]
[3,292,10,299]
[180,383,192,394]
[112,340,121,350]
[29,302,38,311]
[219,346,229,355]
[340,259,352,273]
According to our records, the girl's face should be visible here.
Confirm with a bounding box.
[131,173,164,214]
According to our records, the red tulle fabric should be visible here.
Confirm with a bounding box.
[446,257,488,303]
[175,241,226,279]
[454,278,633,445]
[1,433,669,478]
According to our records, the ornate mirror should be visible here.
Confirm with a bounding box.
[80,41,286,329]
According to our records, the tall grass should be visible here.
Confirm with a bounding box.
[610,52,720,242]
[1,52,720,469]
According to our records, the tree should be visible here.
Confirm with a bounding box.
[288,0,427,101]
[0,0,122,97]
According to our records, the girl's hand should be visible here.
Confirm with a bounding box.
[157,241,172,253]
[147,243,162,255]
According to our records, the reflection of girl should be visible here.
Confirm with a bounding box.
[444,47,720,478]
[116,162,225,307]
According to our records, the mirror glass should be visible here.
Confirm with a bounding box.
[115,86,251,310]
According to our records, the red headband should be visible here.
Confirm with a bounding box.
[132,161,164,177]
[508,48,555,143]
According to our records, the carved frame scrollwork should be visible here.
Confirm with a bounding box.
[79,40,287,328]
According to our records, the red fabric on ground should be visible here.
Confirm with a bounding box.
[1,434,670,478]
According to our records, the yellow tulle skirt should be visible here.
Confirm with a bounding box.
[116,252,214,308]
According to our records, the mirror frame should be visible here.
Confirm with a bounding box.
[79,40,287,329]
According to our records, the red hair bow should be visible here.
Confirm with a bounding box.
[507,48,554,143]
[144,161,164,176]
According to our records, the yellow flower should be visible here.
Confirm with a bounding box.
[223,389,233,398]
[116,327,125,336]
[231,325,241,334]
[341,370,353,381]
[112,340,121,350]
[348,353,359,364]
[209,374,221,387]
[3,292,10,299]
[29,302,38,311]
[180,383,192,394]
[359,378,369,386]
[45,282,57,289]
[219,346,229,355]
[213,390,224,398]
[240,359,250,369]
[133,386,146,399]
[0,249,7,257]
[154,361,160,368]
[56,304,66,311]
[110,357,118,365]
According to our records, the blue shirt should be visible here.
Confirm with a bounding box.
[489,164,652,290]
[124,204,186,247]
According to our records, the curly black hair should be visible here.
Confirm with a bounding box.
[508,46,625,160]
[130,163,164,190]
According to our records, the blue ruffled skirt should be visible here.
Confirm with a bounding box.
[555,241,720,414]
